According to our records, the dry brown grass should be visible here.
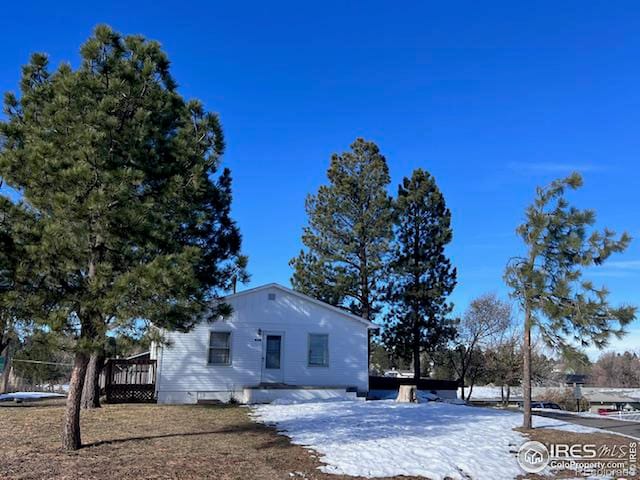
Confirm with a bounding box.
[0,400,420,480]
[1,400,637,480]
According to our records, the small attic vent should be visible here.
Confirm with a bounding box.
[268,293,276,301]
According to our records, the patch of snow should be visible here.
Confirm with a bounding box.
[38,383,70,393]
[0,391,66,401]
[416,391,440,402]
[444,398,467,405]
[534,418,603,434]
[575,410,640,423]
[251,400,606,479]
[464,385,640,403]
[461,385,518,400]
[270,396,353,406]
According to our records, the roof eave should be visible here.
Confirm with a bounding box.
[221,283,378,329]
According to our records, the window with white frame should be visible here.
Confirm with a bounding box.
[308,334,329,367]
[208,332,231,365]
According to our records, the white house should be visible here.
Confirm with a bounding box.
[153,283,377,404]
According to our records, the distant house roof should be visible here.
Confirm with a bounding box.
[586,392,638,404]
[223,283,378,329]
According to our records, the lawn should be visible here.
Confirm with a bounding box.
[0,399,635,480]
[0,400,375,480]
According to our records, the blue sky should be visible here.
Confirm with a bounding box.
[2,1,640,356]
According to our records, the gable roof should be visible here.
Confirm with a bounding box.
[223,283,378,329]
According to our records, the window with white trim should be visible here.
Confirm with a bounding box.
[308,334,329,367]
[208,332,231,365]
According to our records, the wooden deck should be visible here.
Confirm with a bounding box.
[102,356,156,403]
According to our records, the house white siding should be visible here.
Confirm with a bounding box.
[155,284,371,404]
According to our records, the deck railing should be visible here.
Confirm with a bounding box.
[103,358,157,403]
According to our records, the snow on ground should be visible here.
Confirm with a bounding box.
[0,391,66,401]
[576,410,640,423]
[463,385,640,402]
[251,400,601,480]
[38,383,70,393]
[461,385,521,400]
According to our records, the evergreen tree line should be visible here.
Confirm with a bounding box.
[290,139,637,430]
[290,138,457,381]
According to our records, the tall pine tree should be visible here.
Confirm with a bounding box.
[382,169,457,380]
[0,195,37,392]
[0,26,245,449]
[0,197,19,359]
[290,138,394,320]
[505,172,636,429]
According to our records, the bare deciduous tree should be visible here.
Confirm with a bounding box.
[591,351,640,387]
[448,293,512,401]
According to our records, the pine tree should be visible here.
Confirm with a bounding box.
[0,196,36,392]
[0,197,18,358]
[382,169,457,380]
[505,172,636,429]
[80,348,105,409]
[0,25,245,449]
[290,138,394,320]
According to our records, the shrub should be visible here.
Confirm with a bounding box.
[542,388,589,412]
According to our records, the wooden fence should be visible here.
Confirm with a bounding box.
[369,376,459,392]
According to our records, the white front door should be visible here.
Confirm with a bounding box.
[261,332,284,384]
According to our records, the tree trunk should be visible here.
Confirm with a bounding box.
[506,385,511,406]
[522,307,533,429]
[62,352,90,450]
[396,384,418,403]
[465,382,475,402]
[81,351,103,409]
[1,345,11,394]
[412,321,421,381]
[457,349,467,401]
[358,241,371,322]
[367,329,373,375]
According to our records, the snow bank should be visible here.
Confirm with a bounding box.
[0,391,66,401]
[576,410,640,423]
[461,385,521,400]
[251,400,602,479]
[416,391,440,402]
[464,385,640,403]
